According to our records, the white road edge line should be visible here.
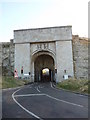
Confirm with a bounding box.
[50,82,87,107]
[50,82,59,91]
[37,82,84,108]
[37,87,41,92]
[50,82,53,88]
[12,88,43,120]
[13,92,86,107]
[50,82,88,97]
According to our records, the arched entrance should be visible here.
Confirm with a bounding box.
[34,54,55,82]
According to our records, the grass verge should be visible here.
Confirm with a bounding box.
[2,76,30,89]
[56,78,89,94]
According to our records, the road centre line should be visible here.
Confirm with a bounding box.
[14,92,84,108]
[12,88,43,120]
[12,83,85,119]
[38,83,84,108]
[45,94,84,108]
[17,83,85,108]
[13,90,84,108]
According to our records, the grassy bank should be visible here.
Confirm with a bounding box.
[57,78,89,94]
[2,76,30,89]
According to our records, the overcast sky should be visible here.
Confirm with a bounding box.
[0,0,89,42]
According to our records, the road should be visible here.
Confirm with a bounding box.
[2,82,88,119]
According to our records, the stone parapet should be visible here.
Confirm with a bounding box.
[14,26,72,43]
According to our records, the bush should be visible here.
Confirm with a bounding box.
[57,78,89,94]
[2,76,30,89]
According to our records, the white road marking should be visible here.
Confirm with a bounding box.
[14,91,84,108]
[45,94,84,107]
[39,86,44,88]
[14,94,45,97]
[50,82,53,88]
[29,87,32,88]
[50,82,58,91]
[12,82,86,120]
[38,83,84,108]
[37,87,41,92]
[79,94,86,97]
[12,88,43,120]
[50,82,88,97]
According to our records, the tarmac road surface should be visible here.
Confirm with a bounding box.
[2,82,88,119]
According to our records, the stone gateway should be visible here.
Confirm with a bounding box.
[14,26,74,82]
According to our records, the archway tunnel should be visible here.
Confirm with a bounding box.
[34,54,55,82]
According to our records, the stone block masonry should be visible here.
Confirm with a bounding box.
[1,40,15,76]
[14,26,73,82]
[0,28,88,80]
[72,35,88,79]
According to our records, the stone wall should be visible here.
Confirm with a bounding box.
[14,26,72,43]
[72,35,88,79]
[0,35,88,79]
[14,26,73,82]
[2,40,14,76]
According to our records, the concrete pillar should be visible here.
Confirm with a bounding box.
[56,41,74,82]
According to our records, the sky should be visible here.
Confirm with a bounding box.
[0,0,89,42]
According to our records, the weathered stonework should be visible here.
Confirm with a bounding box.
[14,26,72,43]
[0,26,88,81]
[14,26,74,82]
[72,35,88,79]
[2,40,14,76]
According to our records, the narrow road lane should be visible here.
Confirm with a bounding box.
[2,82,88,119]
